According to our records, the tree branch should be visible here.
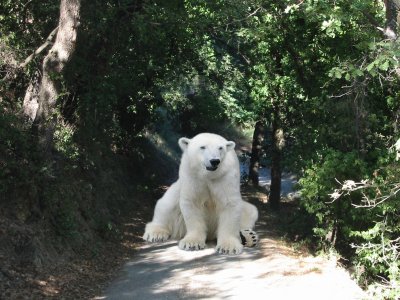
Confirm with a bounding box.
[224,6,263,27]
[19,26,59,68]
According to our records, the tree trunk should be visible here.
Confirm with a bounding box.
[249,120,265,186]
[384,0,400,39]
[269,105,285,210]
[24,0,81,153]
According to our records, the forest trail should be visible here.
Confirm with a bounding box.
[100,188,366,300]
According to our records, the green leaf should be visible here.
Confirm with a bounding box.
[366,62,376,72]
[334,69,342,79]
[353,69,363,77]
[379,61,389,71]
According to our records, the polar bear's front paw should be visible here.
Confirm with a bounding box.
[216,237,244,255]
[143,225,170,243]
[178,237,206,251]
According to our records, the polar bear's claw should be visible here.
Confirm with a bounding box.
[178,238,206,251]
[216,238,244,255]
[143,228,170,243]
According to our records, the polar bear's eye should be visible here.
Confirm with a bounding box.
[200,146,206,150]
[219,146,223,150]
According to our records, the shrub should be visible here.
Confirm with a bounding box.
[299,149,400,299]
[298,149,369,251]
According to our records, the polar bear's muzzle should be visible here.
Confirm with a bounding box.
[206,159,220,171]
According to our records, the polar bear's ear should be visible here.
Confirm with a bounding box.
[178,137,191,151]
[226,141,236,151]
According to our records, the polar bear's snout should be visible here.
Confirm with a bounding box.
[210,158,220,166]
[206,158,220,171]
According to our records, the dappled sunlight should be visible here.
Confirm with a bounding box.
[33,277,60,297]
[103,229,365,300]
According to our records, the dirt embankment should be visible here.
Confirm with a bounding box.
[0,133,178,299]
[0,176,158,299]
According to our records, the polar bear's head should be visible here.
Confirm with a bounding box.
[178,133,235,172]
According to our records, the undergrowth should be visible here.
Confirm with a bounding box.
[297,149,400,299]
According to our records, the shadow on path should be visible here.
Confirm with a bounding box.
[101,218,365,300]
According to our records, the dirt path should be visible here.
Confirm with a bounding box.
[100,192,366,300]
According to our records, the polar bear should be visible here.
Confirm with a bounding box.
[143,133,259,254]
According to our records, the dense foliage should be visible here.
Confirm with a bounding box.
[1,0,400,298]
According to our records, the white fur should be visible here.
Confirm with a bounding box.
[143,133,258,255]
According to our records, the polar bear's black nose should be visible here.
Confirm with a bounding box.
[210,159,220,167]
